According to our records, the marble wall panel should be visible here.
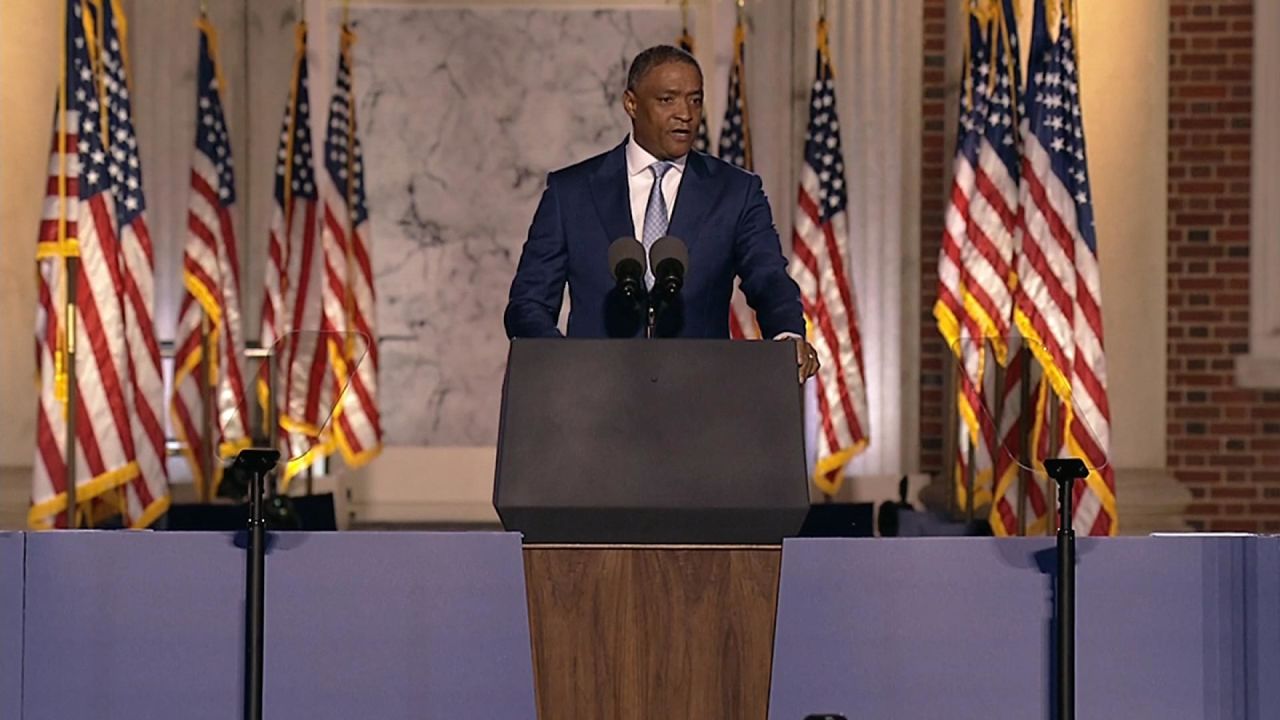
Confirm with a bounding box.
[347,6,682,444]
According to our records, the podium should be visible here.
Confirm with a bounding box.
[494,339,810,544]
[524,544,780,719]
[494,338,808,716]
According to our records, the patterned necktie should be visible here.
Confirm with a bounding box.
[642,161,675,289]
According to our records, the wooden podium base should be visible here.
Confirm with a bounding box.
[523,545,781,720]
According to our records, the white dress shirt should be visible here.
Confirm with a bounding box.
[622,135,799,342]
[625,135,686,241]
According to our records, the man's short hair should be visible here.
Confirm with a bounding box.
[626,45,702,92]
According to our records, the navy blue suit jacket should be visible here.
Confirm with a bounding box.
[504,140,804,339]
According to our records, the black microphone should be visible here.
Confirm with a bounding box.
[608,238,646,301]
[648,235,688,300]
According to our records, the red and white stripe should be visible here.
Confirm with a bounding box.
[104,0,168,525]
[263,198,332,470]
[260,204,289,357]
[952,338,996,513]
[988,339,1052,535]
[320,181,381,465]
[278,223,331,476]
[117,207,167,523]
[32,110,139,528]
[935,152,976,351]
[171,143,250,499]
[276,182,330,476]
[790,171,869,495]
[940,137,1021,516]
[1015,127,1115,536]
[319,31,381,467]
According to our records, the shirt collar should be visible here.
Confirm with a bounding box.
[625,134,688,178]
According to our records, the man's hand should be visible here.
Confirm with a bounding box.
[794,338,820,384]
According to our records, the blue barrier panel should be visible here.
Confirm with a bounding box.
[21,531,536,720]
[1249,536,1280,720]
[1076,536,1245,719]
[22,531,245,720]
[769,537,1251,720]
[1,532,23,719]
[262,532,536,719]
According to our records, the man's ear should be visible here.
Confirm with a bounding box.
[623,89,637,120]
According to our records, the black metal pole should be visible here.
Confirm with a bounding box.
[1043,457,1085,720]
[1056,473,1074,720]
[245,464,265,720]
[235,448,278,720]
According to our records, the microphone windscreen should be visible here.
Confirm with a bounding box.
[649,235,688,273]
[608,237,645,276]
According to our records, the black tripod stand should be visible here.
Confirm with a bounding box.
[1043,457,1089,720]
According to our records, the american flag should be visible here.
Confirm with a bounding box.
[718,18,760,341]
[787,18,869,495]
[1014,1,1116,535]
[988,335,1052,535]
[260,23,314,373]
[260,22,331,484]
[99,0,169,525]
[170,15,251,500]
[319,25,382,467]
[32,0,140,528]
[934,1,1031,525]
[676,30,710,154]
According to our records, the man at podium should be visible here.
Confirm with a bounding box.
[504,44,819,380]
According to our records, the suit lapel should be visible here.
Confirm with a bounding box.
[589,141,635,241]
[668,151,720,248]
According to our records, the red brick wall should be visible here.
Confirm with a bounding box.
[919,0,1280,530]
[1168,0,1280,532]
[919,0,948,477]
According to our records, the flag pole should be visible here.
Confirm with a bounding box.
[65,280,79,528]
[734,0,752,171]
[264,17,306,465]
[941,349,958,517]
[199,315,214,502]
[1046,398,1060,535]
[266,348,279,457]
[1016,344,1032,535]
[60,0,81,529]
[990,339,1007,526]
[964,421,975,523]
[341,18,359,402]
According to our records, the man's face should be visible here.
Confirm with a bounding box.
[624,60,703,161]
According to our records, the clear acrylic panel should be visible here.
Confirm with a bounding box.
[947,333,1114,535]
[241,330,369,464]
[949,333,1110,476]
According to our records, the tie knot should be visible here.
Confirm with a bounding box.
[649,161,675,180]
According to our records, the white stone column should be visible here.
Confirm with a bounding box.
[1238,0,1280,388]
